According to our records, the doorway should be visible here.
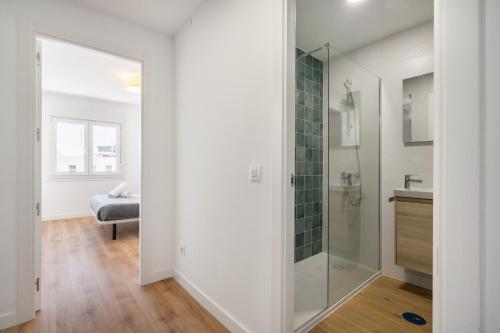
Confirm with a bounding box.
[34,36,143,311]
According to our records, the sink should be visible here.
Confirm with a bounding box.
[394,188,433,200]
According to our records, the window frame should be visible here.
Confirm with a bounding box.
[49,116,121,180]
[89,121,121,176]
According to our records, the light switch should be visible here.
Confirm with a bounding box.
[249,164,262,182]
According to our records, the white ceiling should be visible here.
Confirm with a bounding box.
[69,0,205,35]
[41,38,141,105]
[297,0,433,54]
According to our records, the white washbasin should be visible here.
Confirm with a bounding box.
[394,188,433,200]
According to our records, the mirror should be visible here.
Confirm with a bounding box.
[402,72,434,144]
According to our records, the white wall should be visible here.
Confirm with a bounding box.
[0,0,174,327]
[342,22,434,289]
[482,0,500,331]
[173,1,283,332]
[41,92,140,221]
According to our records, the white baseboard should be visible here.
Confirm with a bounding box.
[141,267,174,285]
[42,212,92,221]
[0,311,18,330]
[174,269,250,333]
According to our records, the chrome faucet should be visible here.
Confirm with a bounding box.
[404,174,423,190]
[341,172,353,186]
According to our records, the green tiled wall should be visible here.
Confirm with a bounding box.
[295,48,324,263]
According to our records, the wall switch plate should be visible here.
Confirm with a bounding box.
[249,164,262,182]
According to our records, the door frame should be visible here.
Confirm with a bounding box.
[17,18,146,324]
[282,1,446,332]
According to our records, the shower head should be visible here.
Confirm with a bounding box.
[344,76,353,90]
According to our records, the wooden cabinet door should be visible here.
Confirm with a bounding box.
[395,198,433,275]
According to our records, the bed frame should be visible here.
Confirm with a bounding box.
[91,210,139,240]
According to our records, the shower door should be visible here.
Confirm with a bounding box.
[293,45,380,329]
[327,54,381,306]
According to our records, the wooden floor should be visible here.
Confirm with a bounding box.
[1,217,228,333]
[311,276,432,333]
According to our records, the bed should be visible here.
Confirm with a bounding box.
[90,194,140,240]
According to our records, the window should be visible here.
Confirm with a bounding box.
[52,117,120,177]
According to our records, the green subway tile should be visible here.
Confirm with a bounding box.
[295,233,304,247]
[313,162,321,175]
[296,90,304,105]
[305,66,313,80]
[305,80,313,94]
[305,55,313,67]
[305,175,313,189]
[295,218,305,234]
[312,215,321,229]
[312,227,321,241]
[305,217,313,230]
[304,121,313,134]
[296,104,305,119]
[313,176,322,188]
[312,240,322,255]
[305,95,313,108]
[305,162,313,175]
[313,189,322,202]
[296,162,305,175]
[313,70,322,83]
[295,176,304,189]
[296,118,304,133]
[304,230,312,244]
[305,149,313,161]
[313,109,322,122]
[305,189,313,203]
[313,57,322,70]
[296,133,304,147]
[304,203,313,216]
[303,244,312,258]
[304,135,313,148]
[305,108,314,121]
[312,149,320,162]
[295,146,306,161]
[313,202,322,215]
[295,247,304,262]
[296,204,304,218]
[315,97,324,110]
[296,76,304,91]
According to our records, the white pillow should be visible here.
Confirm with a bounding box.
[109,182,130,198]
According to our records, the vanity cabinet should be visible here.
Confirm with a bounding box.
[395,196,433,275]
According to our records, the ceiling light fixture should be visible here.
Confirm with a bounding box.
[123,73,141,94]
[347,0,366,4]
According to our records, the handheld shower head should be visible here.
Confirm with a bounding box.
[343,76,353,90]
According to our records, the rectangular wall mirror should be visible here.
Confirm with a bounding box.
[402,72,434,145]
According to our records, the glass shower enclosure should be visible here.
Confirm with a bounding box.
[293,44,381,329]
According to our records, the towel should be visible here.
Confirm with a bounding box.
[108,182,130,198]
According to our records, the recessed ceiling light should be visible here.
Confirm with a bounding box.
[347,0,366,4]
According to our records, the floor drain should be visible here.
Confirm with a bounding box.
[402,312,427,326]
[332,264,344,270]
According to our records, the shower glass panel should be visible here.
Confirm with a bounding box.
[293,45,380,331]
[328,53,380,306]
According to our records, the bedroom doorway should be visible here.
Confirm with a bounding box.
[34,36,143,312]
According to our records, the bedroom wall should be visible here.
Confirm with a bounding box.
[41,92,141,221]
[0,0,174,327]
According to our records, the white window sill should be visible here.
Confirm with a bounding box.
[47,174,123,182]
